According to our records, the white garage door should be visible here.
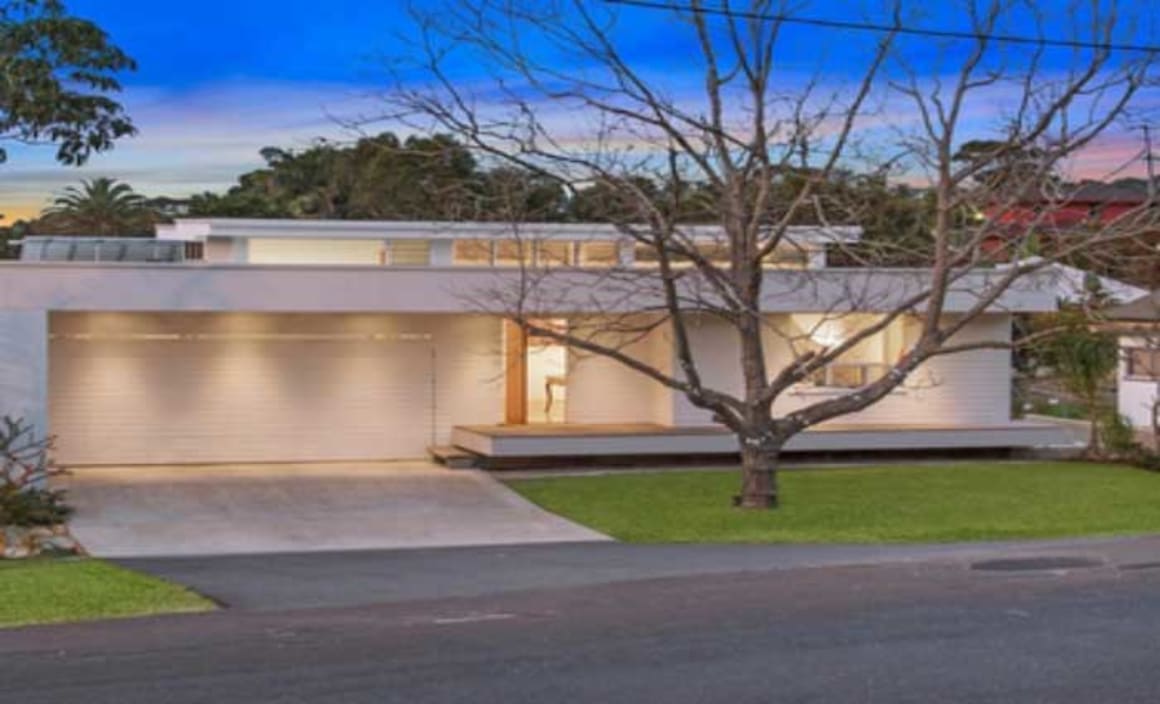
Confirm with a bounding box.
[50,332,435,466]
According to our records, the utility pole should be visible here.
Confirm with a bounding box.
[1143,124,1157,204]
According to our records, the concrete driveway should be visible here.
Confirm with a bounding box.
[60,462,608,558]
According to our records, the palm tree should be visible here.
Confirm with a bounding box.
[43,178,152,236]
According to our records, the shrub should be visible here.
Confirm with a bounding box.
[1098,412,1139,457]
[0,417,71,527]
[0,485,72,526]
[1128,450,1160,473]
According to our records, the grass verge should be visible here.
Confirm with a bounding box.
[0,559,215,628]
[507,462,1160,543]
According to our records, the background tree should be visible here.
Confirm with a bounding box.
[190,133,539,220]
[952,140,1053,196]
[0,0,136,166]
[1037,309,1119,456]
[475,166,567,221]
[39,177,153,235]
[384,0,1158,509]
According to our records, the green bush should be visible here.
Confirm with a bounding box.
[1099,412,1139,456]
[0,417,71,527]
[1128,451,1160,473]
[0,486,72,527]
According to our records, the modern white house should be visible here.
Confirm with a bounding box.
[1106,292,1160,435]
[0,219,1067,467]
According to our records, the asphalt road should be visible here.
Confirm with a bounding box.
[4,554,1160,703]
[116,536,1160,610]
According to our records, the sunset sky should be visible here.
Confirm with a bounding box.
[0,0,1154,223]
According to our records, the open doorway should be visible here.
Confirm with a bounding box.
[504,319,568,424]
[526,323,567,423]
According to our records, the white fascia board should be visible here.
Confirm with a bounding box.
[0,263,1057,314]
[165,218,863,246]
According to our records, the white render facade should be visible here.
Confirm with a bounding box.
[1117,335,1159,432]
[0,220,1066,466]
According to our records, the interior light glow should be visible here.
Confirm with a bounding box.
[50,332,434,342]
[809,321,845,348]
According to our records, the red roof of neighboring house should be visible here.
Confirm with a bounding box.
[986,184,1152,228]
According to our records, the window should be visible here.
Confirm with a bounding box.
[633,241,724,268]
[453,239,577,267]
[790,313,915,390]
[633,242,663,267]
[494,240,534,267]
[247,238,383,265]
[763,246,809,269]
[631,241,811,269]
[578,241,619,267]
[453,239,493,266]
[536,241,575,267]
[806,363,892,389]
[387,240,430,266]
[184,241,205,261]
[1127,348,1160,380]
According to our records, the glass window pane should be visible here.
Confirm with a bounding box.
[579,241,618,267]
[453,239,492,265]
[695,242,730,263]
[388,240,430,266]
[494,239,533,267]
[537,241,574,267]
[827,365,864,388]
[1129,349,1160,379]
[763,246,809,269]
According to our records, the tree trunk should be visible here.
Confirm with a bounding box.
[735,437,782,510]
[1086,415,1101,458]
[1085,395,1102,459]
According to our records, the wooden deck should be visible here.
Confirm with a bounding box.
[451,421,1073,459]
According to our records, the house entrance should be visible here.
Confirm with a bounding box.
[504,319,567,424]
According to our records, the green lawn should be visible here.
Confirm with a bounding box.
[0,559,215,628]
[507,462,1160,543]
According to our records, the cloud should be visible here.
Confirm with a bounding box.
[0,79,385,222]
[3,64,1151,224]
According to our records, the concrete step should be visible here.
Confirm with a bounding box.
[428,445,482,469]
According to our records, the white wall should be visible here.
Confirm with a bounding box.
[776,313,1012,426]
[0,310,48,437]
[430,315,505,437]
[1118,336,1157,430]
[672,313,1013,427]
[565,319,674,425]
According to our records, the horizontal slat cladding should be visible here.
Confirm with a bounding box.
[565,322,672,425]
[49,313,505,465]
[674,313,1012,427]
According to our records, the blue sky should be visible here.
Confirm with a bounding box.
[0,0,1154,222]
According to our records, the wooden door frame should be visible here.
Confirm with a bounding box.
[503,320,528,424]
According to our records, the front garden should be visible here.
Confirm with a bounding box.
[507,462,1160,543]
[1,417,214,628]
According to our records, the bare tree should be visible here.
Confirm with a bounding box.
[379,0,1158,508]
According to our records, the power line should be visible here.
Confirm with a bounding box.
[602,0,1160,54]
